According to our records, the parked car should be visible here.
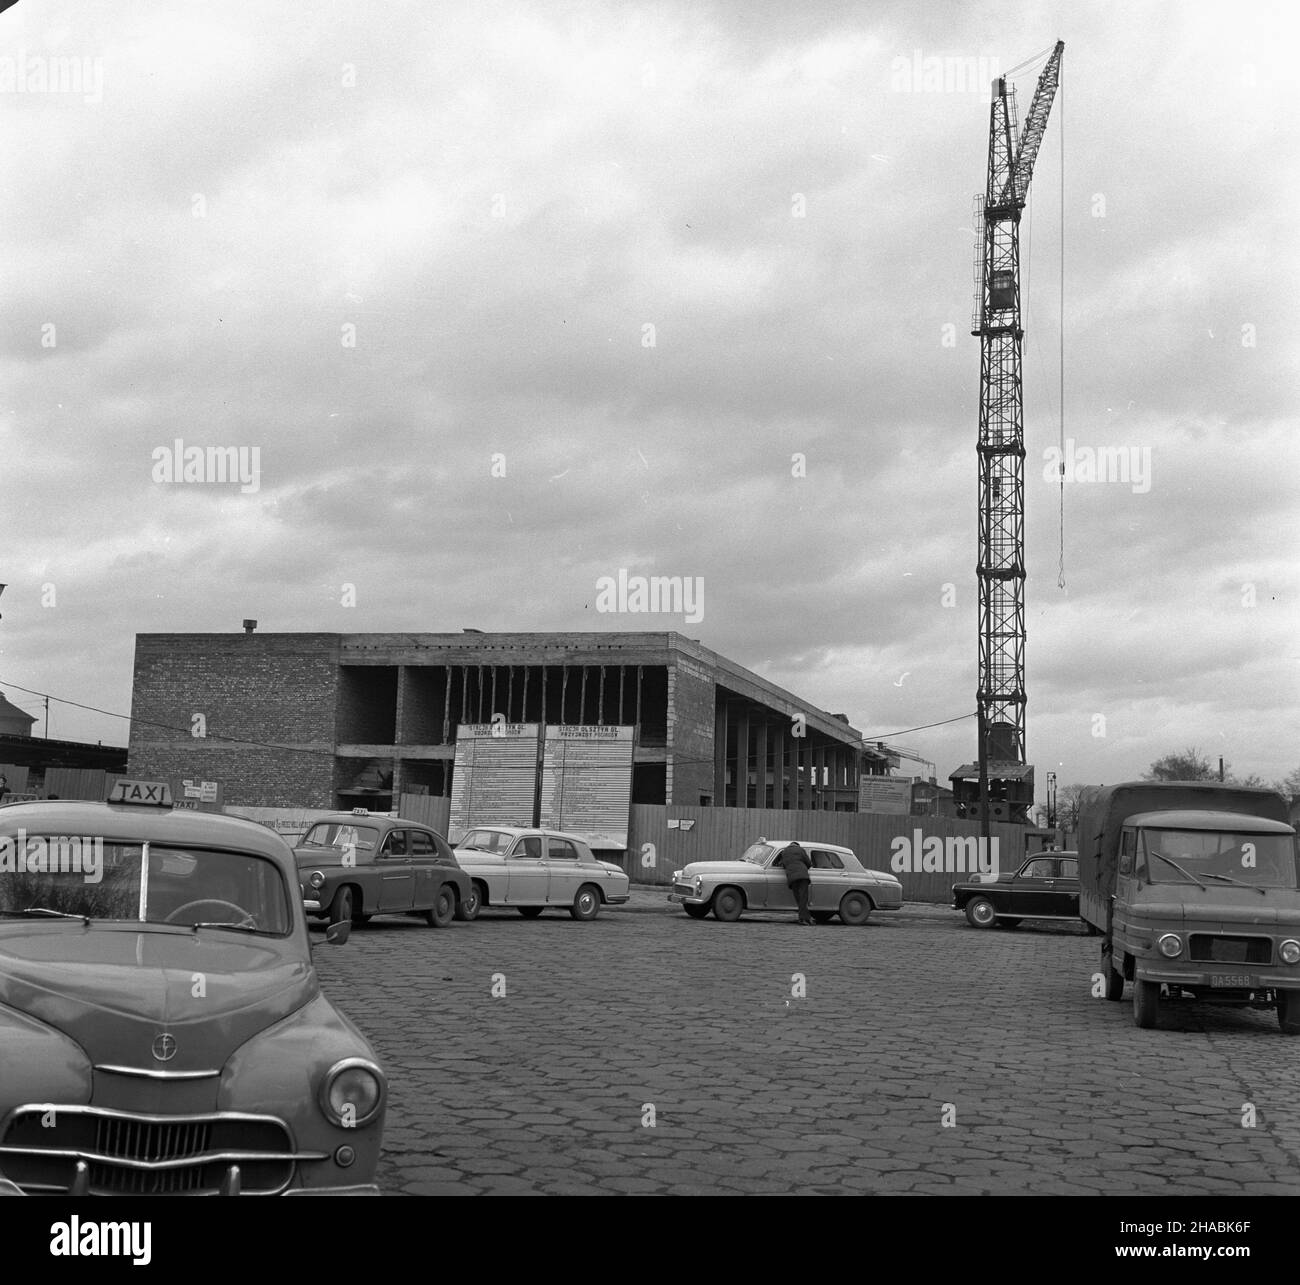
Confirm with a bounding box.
[0,780,386,1195]
[951,851,1081,929]
[452,827,631,920]
[670,838,903,924]
[295,810,471,927]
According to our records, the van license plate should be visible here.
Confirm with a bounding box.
[1210,974,1251,988]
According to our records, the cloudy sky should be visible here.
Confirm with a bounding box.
[0,0,1295,799]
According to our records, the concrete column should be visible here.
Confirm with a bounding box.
[735,708,750,809]
[713,701,728,802]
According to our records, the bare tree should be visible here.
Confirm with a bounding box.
[1056,783,1101,831]
[1144,747,1216,782]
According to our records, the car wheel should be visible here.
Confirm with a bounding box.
[811,911,835,924]
[328,886,354,925]
[455,882,483,922]
[996,917,1022,930]
[425,885,456,927]
[964,897,996,929]
[1277,990,1300,1035]
[518,906,544,918]
[838,891,872,926]
[571,885,601,921]
[1103,948,1124,1001]
[712,887,744,922]
[682,903,710,919]
[1133,978,1160,1029]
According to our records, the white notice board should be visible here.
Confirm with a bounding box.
[448,724,541,842]
[538,725,635,850]
[858,776,914,815]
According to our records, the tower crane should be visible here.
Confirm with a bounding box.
[950,41,1063,826]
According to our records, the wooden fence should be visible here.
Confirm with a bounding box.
[397,792,451,835]
[42,767,105,800]
[624,803,1043,904]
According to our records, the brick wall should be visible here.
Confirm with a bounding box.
[667,658,716,805]
[128,634,339,807]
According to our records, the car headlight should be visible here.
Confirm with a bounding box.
[1157,933,1182,958]
[1280,939,1300,966]
[319,1058,385,1128]
[309,870,325,889]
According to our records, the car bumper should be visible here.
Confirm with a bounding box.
[870,887,903,911]
[1136,962,1299,990]
[606,893,631,905]
[284,1184,381,1196]
[303,898,323,913]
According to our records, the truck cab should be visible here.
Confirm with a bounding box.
[1080,784,1300,1032]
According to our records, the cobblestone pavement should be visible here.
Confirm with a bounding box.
[312,893,1300,1195]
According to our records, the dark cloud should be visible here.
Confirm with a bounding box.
[0,0,1295,793]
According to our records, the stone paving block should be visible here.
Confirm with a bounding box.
[317,907,1299,1197]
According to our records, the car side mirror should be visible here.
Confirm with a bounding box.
[324,919,351,946]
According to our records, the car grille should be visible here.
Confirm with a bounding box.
[673,881,696,897]
[1188,935,1272,965]
[0,1106,309,1195]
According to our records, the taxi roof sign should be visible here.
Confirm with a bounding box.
[107,779,174,807]
[351,807,370,815]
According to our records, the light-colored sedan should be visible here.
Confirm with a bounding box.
[452,827,631,921]
[669,837,903,924]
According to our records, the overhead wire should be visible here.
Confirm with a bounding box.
[0,676,977,772]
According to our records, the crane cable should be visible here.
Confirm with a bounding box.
[1057,58,1066,590]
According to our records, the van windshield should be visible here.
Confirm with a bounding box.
[1138,829,1297,889]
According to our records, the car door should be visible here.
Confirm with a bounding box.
[754,851,787,910]
[1008,857,1057,916]
[807,849,846,911]
[1044,857,1079,916]
[544,837,583,903]
[407,828,442,908]
[505,835,549,903]
[376,829,415,911]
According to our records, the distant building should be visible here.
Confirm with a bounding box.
[0,693,36,738]
[910,777,957,817]
[129,630,888,811]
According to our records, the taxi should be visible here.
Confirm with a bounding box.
[669,838,903,924]
[0,780,387,1196]
[452,827,631,920]
[294,810,471,927]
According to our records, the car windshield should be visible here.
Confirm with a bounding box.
[299,823,379,852]
[740,843,774,865]
[459,830,514,853]
[0,840,293,934]
[1138,829,1297,889]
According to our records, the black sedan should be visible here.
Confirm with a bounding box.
[951,852,1081,930]
[294,811,472,927]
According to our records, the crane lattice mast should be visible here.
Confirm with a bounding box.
[965,40,1063,824]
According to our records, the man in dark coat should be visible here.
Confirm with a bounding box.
[779,840,814,925]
